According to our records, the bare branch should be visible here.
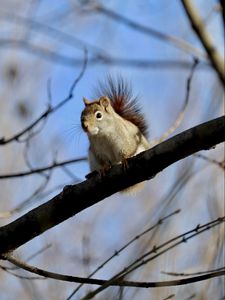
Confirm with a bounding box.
[220,1,225,28]
[181,0,225,86]
[5,244,52,271]
[0,10,103,55]
[67,209,180,299]
[0,48,87,146]
[1,217,224,291]
[0,7,206,61]
[194,153,225,170]
[0,157,87,179]
[81,217,225,299]
[0,115,224,254]
[161,266,225,277]
[183,294,196,300]
[3,254,224,288]
[0,38,211,70]
[90,4,206,59]
[0,264,45,280]
[161,295,175,300]
[150,58,198,147]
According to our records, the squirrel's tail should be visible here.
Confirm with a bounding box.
[95,75,149,138]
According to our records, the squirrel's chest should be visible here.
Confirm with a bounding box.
[90,137,123,164]
[89,133,130,165]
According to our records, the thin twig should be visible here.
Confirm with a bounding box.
[183,294,196,300]
[161,295,175,300]
[0,48,87,145]
[3,253,224,288]
[80,217,225,299]
[194,153,225,170]
[1,218,224,292]
[0,9,105,56]
[0,38,211,70]
[4,244,52,271]
[0,265,45,280]
[91,4,206,59]
[150,58,198,147]
[220,1,225,28]
[0,157,87,179]
[0,175,53,218]
[67,209,180,299]
[0,7,206,60]
[161,266,225,277]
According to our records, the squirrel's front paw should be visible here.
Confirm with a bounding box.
[99,164,111,177]
[85,164,112,180]
[121,158,129,171]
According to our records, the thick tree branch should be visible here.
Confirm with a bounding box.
[181,0,225,86]
[0,116,224,255]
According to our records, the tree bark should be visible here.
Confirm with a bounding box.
[0,116,224,255]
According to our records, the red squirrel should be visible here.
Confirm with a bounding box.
[81,77,150,192]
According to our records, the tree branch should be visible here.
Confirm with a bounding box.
[68,209,180,299]
[0,116,224,254]
[220,0,225,28]
[2,253,225,288]
[162,266,225,277]
[81,216,225,299]
[0,10,211,71]
[0,157,87,179]
[181,0,225,86]
[92,4,206,59]
[0,48,87,145]
[0,38,211,70]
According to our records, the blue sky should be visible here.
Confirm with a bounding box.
[0,1,224,299]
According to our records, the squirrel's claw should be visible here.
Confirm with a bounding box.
[121,158,129,171]
[85,163,112,180]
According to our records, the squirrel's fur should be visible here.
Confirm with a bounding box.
[95,76,148,138]
[81,76,150,193]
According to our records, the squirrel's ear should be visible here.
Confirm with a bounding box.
[99,97,110,109]
[83,97,91,106]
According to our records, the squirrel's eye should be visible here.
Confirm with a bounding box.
[95,111,103,120]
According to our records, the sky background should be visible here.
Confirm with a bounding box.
[0,1,224,299]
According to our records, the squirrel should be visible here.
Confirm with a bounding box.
[81,76,150,192]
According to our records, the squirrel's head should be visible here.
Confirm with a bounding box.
[81,96,115,136]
